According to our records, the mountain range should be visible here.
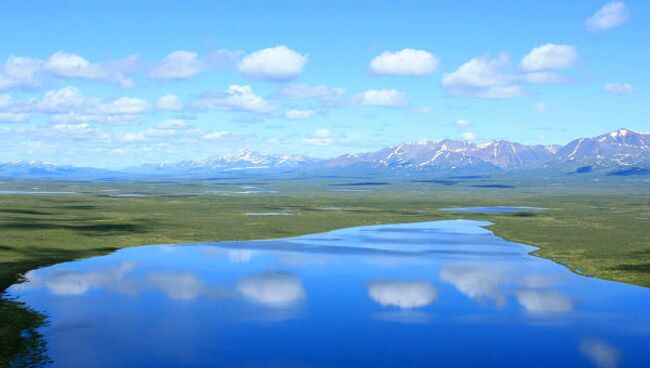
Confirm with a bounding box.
[2,128,649,179]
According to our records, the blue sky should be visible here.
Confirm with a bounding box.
[0,0,648,167]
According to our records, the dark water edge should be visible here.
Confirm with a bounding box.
[0,296,50,367]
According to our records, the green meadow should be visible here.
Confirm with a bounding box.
[1,176,649,365]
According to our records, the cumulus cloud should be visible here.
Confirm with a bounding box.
[586,1,629,32]
[280,84,345,99]
[368,281,437,309]
[149,50,204,79]
[285,109,315,120]
[302,128,336,146]
[44,51,104,78]
[42,51,136,88]
[356,89,407,107]
[520,44,578,72]
[461,131,476,141]
[38,86,150,124]
[195,84,277,113]
[0,56,42,90]
[0,112,30,123]
[237,272,305,308]
[603,82,635,95]
[370,48,439,76]
[237,45,307,81]
[0,93,32,122]
[155,94,183,110]
[442,54,524,98]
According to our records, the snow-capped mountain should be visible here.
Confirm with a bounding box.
[325,140,497,173]
[324,139,557,172]
[132,150,317,175]
[0,160,112,178]
[184,150,314,170]
[2,128,648,178]
[554,128,650,167]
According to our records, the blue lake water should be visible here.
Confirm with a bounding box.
[8,220,650,367]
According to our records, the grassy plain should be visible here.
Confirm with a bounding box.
[0,175,649,365]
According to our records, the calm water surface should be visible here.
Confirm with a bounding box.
[8,220,650,367]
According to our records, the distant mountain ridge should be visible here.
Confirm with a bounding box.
[2,128,649,178]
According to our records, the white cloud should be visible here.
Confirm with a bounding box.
[0,112,30,123]
[42,51,136,88]
[461,131,476,141]
[285,109,315,120]
[0,94,32,122]
[0,56,42,90]
[521,44,578,72]
[238,45,307,81]
[455,118,471,128]
[370,48,439,76]
[38,86,149,122]
[302,128,336,146]
[98,97,150,114]
[149,50,203,79]
[196,84,277,113]
[40,86,94,112]
[280,84,345,99]
[44,51,103,79]
[203,131,230,140]
[237,272,305,308]
[586,1,629,32]
[603,82,635,95]
[368,281,437,309]
[155,94,183,110]
[49,112,138,125]
[442,54,524,98]
[356,89,407,107]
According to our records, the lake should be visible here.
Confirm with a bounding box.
[8,220,650,367]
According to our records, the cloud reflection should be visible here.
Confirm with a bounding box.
[12,262,227,301]
[147,272,225,300]
[237,272,305,308]
[13,262,136,296]
[368,280,437,309]
[440,264,507,306]
[580,338,620,368]
[516,290,573,313]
